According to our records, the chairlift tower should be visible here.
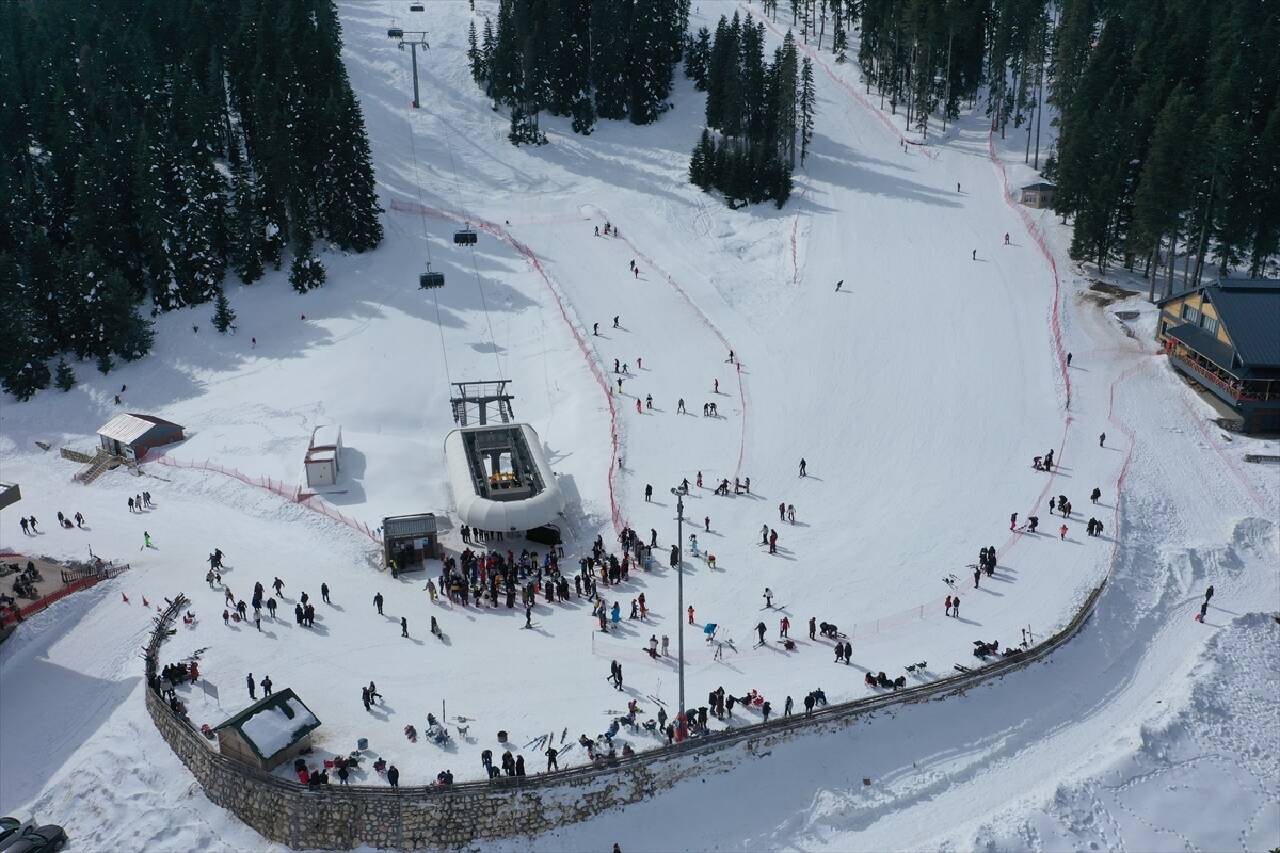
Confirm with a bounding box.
[449,380,514,427]
[386,27,429,109]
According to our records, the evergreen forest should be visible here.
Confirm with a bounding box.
[770,0,1278,283]
[468,0,691,143]
[0,0,382,400]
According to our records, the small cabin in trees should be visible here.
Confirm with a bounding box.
[304,425,343,488]
[1019,182,1056,209]
[96,414,185,460]
[1156,278,1280,433]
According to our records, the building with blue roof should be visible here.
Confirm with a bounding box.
[1156,278,1280,433]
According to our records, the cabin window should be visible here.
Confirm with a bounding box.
[1180,304,1200,323]
[1200,315,1217,334]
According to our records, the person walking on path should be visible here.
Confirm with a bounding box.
[945,595,953,616]
[260,675,273,696]
[246,673,256,699]
[688,606,695,625]
[779,616,789,638]
[1099,432,1106,447]
[1204,585,1214,603]
[524,605,533,628]
[799,458,807,477]
[401,616,408,638]
[374,592,384,615]
[1010,512,1018,531]
[952,596,960,618]
[835,280,843,292]
[321,582,331,604]
[1059,524,1069,540]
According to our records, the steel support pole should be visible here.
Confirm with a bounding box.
[674,490,685,716]
[410,43,420,109]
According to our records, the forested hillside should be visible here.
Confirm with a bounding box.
[773,0,1278,283]
[0,0,382,399]
[468,0,690,142]
[1051,0,1279,284]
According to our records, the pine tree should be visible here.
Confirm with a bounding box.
[100,269,155,362]
[572,96,597,135]
[687,28,712,90]
[320,87,383,252]
[96,351,113,375]
[799,57,815,165]
[289,229,326,293]
[229,159,266,284]
[468,20,484,83]
[0,254,52,401]
[212,288,237,334]
[482,18,497,97]
[54,357,75,392]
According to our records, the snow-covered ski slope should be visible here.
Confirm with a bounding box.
[1,1,1276,850]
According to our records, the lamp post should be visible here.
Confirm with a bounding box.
[670,486,686,717]
[387,28,429,109]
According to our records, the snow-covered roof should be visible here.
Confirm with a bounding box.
[445,424,565,532]
[310,424,341,450]
[97,413,183,445]
[216,689,320,760]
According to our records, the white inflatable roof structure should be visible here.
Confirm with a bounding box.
[444,423,565,533]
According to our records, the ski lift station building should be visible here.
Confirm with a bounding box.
[444,423,565,537]
[303,425,343,488]
[96,413,185,460]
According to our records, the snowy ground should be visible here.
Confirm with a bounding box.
[1,1,1277,850]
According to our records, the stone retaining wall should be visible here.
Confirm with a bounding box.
[145,584,1104,849]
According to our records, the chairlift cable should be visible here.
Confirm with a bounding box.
[405,114,453,388]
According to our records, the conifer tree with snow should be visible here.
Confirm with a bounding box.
[289,230,327,294]
[212,289,237,334]
[54,358,76,392]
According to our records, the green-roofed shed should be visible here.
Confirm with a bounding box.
[212,688,321,771]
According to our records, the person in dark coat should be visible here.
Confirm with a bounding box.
[374,592,384,615]
[803,693,815,714]
[515,755,526,776]
[387,765,399,787]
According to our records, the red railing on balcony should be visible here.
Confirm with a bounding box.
[1169,348,1279,402]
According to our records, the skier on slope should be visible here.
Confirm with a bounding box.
[835,280,843,292]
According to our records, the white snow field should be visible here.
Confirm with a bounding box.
[2,1,1277,850]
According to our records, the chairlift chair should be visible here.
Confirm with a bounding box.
[453,227,478,246]
[409,2,425,10]
[419,265,445,289]
[387,27,405,39]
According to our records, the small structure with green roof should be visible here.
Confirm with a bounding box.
[212,688,321,771]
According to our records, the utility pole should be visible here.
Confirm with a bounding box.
[387,28,429,109]
[670,486,686,717]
